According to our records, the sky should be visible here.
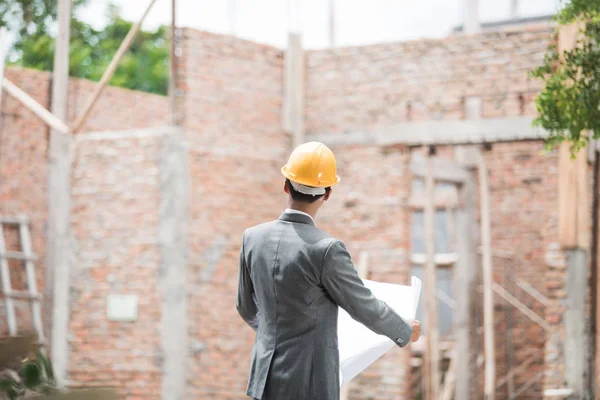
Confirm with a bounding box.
[77,0,561,49]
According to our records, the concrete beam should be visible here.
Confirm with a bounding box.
[306,116,546,147]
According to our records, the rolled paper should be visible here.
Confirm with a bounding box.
[338,276,422,386]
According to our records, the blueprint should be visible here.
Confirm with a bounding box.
[338,276,422,386]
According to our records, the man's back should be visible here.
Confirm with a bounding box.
[237,211,413,400]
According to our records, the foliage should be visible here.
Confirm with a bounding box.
[2,1,168,95]
[529,0,600,153]
[0,0,88,37]
[0,348,57,400]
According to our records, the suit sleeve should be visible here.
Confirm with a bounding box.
[321,240,412,347]
[236,232,259,331]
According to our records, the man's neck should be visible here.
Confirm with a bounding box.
[287,203,317,220]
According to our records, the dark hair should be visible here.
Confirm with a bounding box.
[286,179,331,204]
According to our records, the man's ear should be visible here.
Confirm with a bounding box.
[323,189,332,201]
[284,180,290,194]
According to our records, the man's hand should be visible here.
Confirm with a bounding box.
[409,320,421,343]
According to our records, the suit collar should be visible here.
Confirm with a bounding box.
[279,210,315,226]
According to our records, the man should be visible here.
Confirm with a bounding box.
[237,141,421,400]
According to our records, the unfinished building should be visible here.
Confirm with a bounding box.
[0,12,598,400]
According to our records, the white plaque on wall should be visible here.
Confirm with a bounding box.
[106,294,139,322]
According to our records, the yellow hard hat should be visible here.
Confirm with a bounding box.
[281,142,341,188]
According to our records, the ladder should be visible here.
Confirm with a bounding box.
[0,215,44,341]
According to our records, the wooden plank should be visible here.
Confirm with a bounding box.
[593,148,600,400]
[0,225,17,335]
[46,0,72,389]
[492,282,551,331]
[576,143,589,248]
[446,207,456,255]
[19,222,44,341]
[0,251,37,261]
[544,388,574,397]
[558,143,589,248]
[440,350,456,400]
[436,288,455,309]
[1,78,70,134]
[516,278,551,306]
[453,167,477,400]
[478,154,495,400]
[558,143,578,247]
[0,27,10,114]
[496,350,537,389]
[306,117,547,147]
[411,156,469,183]
[510,372,543,399]
[423,154,440,400]
[0,216,30,225]
[505,263,515,398]
[411,253,458,266]
[408,191,459,210]
[557,22,589,250]
[556,23,588,399]
[3,290,42,300]
[72,0,158,132]
[477,246,515,259]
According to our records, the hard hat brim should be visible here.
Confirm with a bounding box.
[281,165,340,188]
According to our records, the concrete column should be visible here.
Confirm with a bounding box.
[282,33,305,147]
[46,0,72,387]
[564,249,587,397]
[158,127,189,400]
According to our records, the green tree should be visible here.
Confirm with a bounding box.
[0,0,88,37]
[530,0,600,152]
[3,2,168,95]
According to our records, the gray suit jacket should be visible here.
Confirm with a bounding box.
[237,211,412,400]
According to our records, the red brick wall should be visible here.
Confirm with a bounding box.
[484,141,559,399]
[0,69,51,336]
[69,131,163,397]
[178,29,290,398]
[305,29,551,134]
[0,67,167,367]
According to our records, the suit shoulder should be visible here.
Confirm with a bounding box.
[243,220,279,238]
[310,228,344,251]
